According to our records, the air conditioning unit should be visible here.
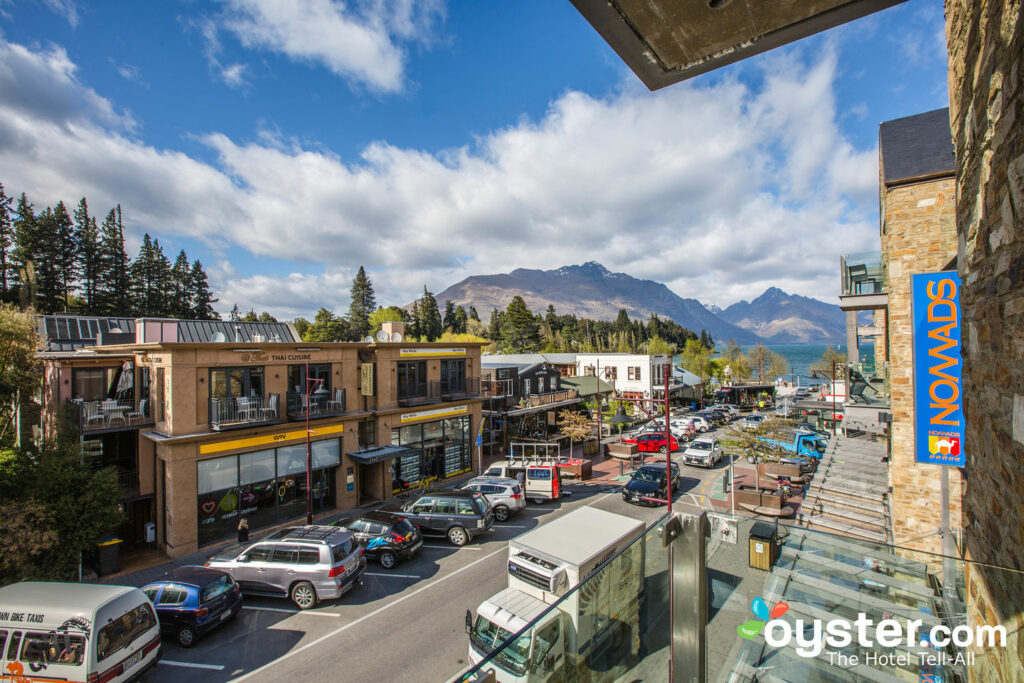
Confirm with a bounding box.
[253,333,265,343]
[508,551,568,595]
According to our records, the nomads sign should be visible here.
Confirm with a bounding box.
[911,272,964,466]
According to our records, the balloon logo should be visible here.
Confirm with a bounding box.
[737,597,789,639]
[219,493,238,512]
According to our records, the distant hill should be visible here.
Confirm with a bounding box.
[433,262,762,343]
[718,287,845,343]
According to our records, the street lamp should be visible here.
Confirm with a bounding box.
[305,358,324,525]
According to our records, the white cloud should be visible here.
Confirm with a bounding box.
[0,38,880,320]
[209,0,445,93]
[39,0,78,27]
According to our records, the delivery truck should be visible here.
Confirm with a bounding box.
[465,507,645,682]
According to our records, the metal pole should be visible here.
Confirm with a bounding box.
[831,358,837,437]
[663,360,673,683]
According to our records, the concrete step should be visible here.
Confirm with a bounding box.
[803,501,888,528]
[806,489,887,515]
[795,514,888,543]
[808,479,886,501]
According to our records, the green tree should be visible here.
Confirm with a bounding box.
[293,317,310,338]
[0,184,13,303]
[27,205,62,313]
[130,234,172,316]
[52,201,77,311]
[187,261,218,320]
[745,344,790,382]
[452,305,468,334]
[347,266,376,340]
[647,335,675,356]
[500,296,540,352]
[12,194,40,309]
[408,301,421,339]
[721,339,750,379]
[257,312,277,323]
[0,305,39,447]
[417,287,442,341]
[468,306,480,322]
[96,206,131,316]
[241,309,259,322]
[718,416,794,491]
[303,308,348,342]
[368,306,405,334]
[170,250,192,318]
[229,303,241,322]
[810,345,848,378]
[441,300,456,332]
[76,202,101,315]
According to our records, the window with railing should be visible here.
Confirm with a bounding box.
[397,360,427,400]
[440,359,466,395]
[842,251,886,296]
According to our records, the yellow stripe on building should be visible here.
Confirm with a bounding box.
[399,405,468,424]
[199,423,345,455]
[399,347,466,357]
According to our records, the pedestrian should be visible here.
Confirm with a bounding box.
[237,518,249,543]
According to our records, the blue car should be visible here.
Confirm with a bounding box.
[142,566,243,648]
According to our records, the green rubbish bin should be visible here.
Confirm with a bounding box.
[748,522,778,571]
[96,538,122,576]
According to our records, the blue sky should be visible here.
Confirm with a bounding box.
[0,0,950,320]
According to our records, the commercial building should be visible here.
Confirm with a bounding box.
[39,317,485,558]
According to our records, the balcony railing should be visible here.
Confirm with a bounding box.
[70,398,153,434]
[481,378,514,398]
[397,383,441,407]
[286,388,346,421]
[433,377,481,402]
[841,251,886,296]
[209,393,281,431]
[513,389,578,409]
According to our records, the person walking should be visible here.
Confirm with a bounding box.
[237,518,249,543]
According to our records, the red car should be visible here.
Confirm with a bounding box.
[623,433,680,453]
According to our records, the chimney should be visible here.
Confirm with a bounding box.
[380,320,405,338]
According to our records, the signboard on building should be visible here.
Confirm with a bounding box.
[399,347,466,357]
[399,405,468,424]
[360,362,375,396]
[912,271,964,466]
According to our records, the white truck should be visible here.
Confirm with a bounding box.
[465,507,645,682]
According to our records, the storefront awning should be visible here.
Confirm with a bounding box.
[559,375,614,397]
[346,444,416,465]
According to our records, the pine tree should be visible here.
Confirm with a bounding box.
[31,206,63,313]
[52,201,78,311]
[12,194,38,309]
[129,234,171,316]
[487,308,502,341]
[501,296,540,352]
[468,306,480,322]
[408,301,421,339]
[0,184,13,303]
[442,300,456,331]
[97,206,131,316]
[188,261,218,319]
[257,312,277,322]
[417,287,442,342]
[453,305,468,334]
[347,266,376,341]
[75,199,102,314]
[229,304,241,322]
[170,251,191,318]
[241,309,259,322]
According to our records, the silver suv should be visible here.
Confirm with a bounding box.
[461,477,526,522]
[205,525,365,609]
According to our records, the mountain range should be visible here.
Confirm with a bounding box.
[433,262,845,344]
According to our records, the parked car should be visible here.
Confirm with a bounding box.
[739,414,768,430]
[331,511,422,569]
[716,404,741,418]
[698,409,729,426]
[688,416,711,432]
[621,462,680,506]
[622,432,680,453]
[386,490,494,547]
[795,387,811,398]
[142,566,242,647]
[205,525,365,609]
[682,436,723,468]
[461,476,526,521]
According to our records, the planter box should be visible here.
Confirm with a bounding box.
[558,459,593,480]
[759,462,810,483]
[735,485,786,510]
[606,442,639,459]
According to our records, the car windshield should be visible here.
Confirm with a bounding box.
[200,574,234,604]
[471,617,531,676]
[813,439,827,453]
[632,469,662,483]
[690,441,712,450]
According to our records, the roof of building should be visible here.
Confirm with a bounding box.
[879,108,955,185]
[481,353,578,365]
[137,318,299,344]
[559,375,615,396]
[673,366,703,387]
[37,315,137,353]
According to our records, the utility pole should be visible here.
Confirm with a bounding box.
[305,358,323,524]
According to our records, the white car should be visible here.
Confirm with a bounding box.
[683,436,723,468]
[740,414,768,430]
[688,416,710,432]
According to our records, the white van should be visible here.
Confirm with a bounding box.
[0,582,161,683]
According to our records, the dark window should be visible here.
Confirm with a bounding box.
[200,575,235,603]
[397,361,427,399]
[435,498,455,514]
[96,604,156,662]
[528,468,551,480]
[331,539,357,563]
[210,367,265,399]
[410,497,435,514]
[141,586,160,602]
[246,545,273,562]
[357,418,376,448]
[287,364,331,394]
[440,359,466,393]
[270,545,299,563]
[456,499,476,515]
[71,367,119,402]
[393,518,415,535]
[298,549,321,565]
[157,587,187,605]
[7,631,21,660]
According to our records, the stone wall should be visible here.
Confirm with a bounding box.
[945,0,1024,678]
[880,177,962,556]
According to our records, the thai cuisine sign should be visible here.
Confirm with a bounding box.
[912,271,965,466]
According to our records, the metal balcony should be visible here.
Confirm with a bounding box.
[70,397,153,435]
[209,393,281,431]
[286,388,347,421]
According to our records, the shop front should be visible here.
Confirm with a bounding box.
[196,438,341,546]
[389,406,472,492]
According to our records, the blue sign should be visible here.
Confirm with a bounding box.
[911,272,964,466]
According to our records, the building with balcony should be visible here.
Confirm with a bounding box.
[37,317,486,557]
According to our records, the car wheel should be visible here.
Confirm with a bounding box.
[658,445,668,454]
[493,505,511,522]
[176,624,198,648]
[746,455,757,464]
[379,550,397,569]
[448,526,468,547]
[291,581,318,610]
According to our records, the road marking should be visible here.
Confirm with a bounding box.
[159,660,226,671]
[234,545,510,682]
[498,524,529,528]
[242,606,341,618]
[421,544,482,550]
[363,572,421,579]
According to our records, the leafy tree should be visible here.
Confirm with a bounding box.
[557,410,594,444]
[303,308,348,342]
[468,306,480,322]
[241,309,259,322]
[368,306,405,334]
[257,312,277,323]
[0,183,13,303]
[417,287,443,341]
[96,206,131,316]
[745,344,790,382]
[0,499,57,583]
[169,251,192,318]
[720,339,750,379]
[647,335,675,356]
[347,266,376,340]
[452,305,468,334]
[441,300,456,332]
[718,416,794,491]
[500,296,540,352]
[293,317,310,338]
[188,261,218,319]
[810,346,847,378]
[0,305,40,447]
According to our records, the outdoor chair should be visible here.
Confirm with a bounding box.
[261,394,278,420]
[327,388,344,412]
[83,401,105,426]
[126,398,148,424]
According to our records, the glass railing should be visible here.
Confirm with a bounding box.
[841,252,886,296]
[285,388,346,420]
[458,508,1023,682]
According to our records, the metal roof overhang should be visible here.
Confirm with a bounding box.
[570,0,906,90]
[346,444,417,464]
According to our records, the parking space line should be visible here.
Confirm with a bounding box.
[159,660,226,670]
[363,572,420,579]
[421,544,481,550]
[498,524,529,528]
[242,606,341,618]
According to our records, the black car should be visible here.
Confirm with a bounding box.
[142,566,243,647]
[384,490,494,546]
[622,462,681,506]
[332,510,423,569]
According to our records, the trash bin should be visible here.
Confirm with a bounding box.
[748,522,778,571]
[144,522,156,543]
[96,538,122,576]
